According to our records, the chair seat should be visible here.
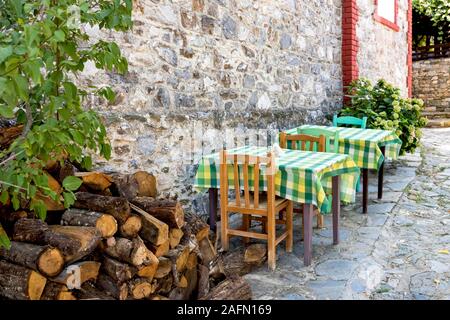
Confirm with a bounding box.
[229,195,289,210]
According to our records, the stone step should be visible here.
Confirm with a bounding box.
[422,111,450,119]
[425,118,450,128]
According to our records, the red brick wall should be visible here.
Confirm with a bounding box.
[342,0,359,92]
[407,0,413,97]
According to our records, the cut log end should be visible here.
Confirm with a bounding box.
[28,271,47,300]
[38,247,65,277]
[120,215,142,238]
[96,214,118,238]
[129,280,153,299]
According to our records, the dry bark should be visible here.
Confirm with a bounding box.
[130,204,168,246]
[74,192,130,224]
[96,273,128,300]
[200,275,252,300]
[61,208,118,238]
[102,256,137,283]
[0,241,64,277]
[131,197,184,229]
[0,260,47,300]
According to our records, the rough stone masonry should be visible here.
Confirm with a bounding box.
[76,0,410,216]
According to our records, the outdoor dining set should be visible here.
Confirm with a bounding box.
[193,115,403,270]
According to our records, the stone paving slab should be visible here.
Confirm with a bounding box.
[233,128,450,300]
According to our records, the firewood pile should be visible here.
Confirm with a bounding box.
[0,143,252,300]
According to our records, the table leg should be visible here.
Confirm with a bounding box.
[303,203,314,266]
[332,176,340,245]
[378,146,386,199]
[362,169,368,214]
[208,188,218,231]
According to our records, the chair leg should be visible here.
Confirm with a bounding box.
[285,202,293,252]
[220,207,229,251]
[267,208,276,271]
[243,214,250,244]
[301,215,304,241]
[316,213,324,229]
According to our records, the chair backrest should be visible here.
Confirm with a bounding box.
[296,127,339,153]
[279,132,326,152]
[219,150,276,210]
[333,114,367,129]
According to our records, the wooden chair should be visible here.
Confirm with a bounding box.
[297,127,340,153]
[219,150,293,271]
[332,114,366,192]
[333,114,367,129]
[279,132,326,230]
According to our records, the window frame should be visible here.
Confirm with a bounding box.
[373,0,400,32]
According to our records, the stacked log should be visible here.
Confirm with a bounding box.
[0,168,252,300]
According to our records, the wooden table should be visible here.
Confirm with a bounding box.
[284,125,402,213]
[195,146,359,266]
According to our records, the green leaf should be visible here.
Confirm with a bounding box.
[31,200,47,220]
[13,74,29,102]
[0,105,15,118]
[62,191,75,208]
[62,176,82,191]
[53,30,66,42]
[0,46,13,64]
[0,190,9,204]
[0,224,11,250]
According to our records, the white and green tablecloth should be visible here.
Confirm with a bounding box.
[193,146,360,214]
[283,125,402,170]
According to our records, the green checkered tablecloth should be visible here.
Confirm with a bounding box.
[283,125,402,170]
[193,146,360,214]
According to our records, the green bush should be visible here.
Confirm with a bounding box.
[340,79,427,155]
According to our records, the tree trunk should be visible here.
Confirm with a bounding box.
[74,172,112,192]
[131,197,184,229]
[0,241,64,277]
[74,192,130,224]
[147,239,170,257]
[183,212,209,242]
[169,228,184,249]
[128,278,154,299]
[96,273,128,300]
[130,204,168,246]
[61,208,118,238]
[0,260,47,300]
[51,261,101,289]
[47,225,101,263]
[104,237,153,266]
[200,275,252,300]
[41,282,76,300]
[102,256,137,283]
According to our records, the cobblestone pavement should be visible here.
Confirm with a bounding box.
[233,128,450,300]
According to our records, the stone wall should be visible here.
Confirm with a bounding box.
[356,0,409,96]
[412,57,450,113]
[79,0,343,215]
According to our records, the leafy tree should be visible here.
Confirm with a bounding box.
[413,0,450,26]
[0,0,132,248]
